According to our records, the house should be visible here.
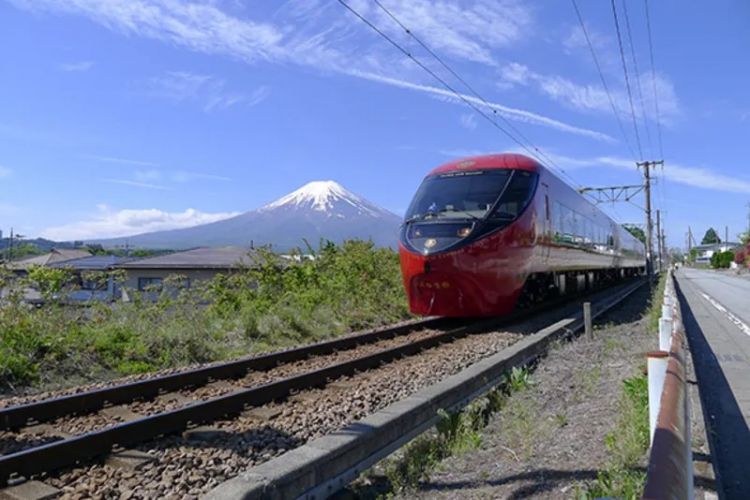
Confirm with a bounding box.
[50,254,134,301]
[693,242,741,265]
[115,246,258,292]
[8,248,92,273]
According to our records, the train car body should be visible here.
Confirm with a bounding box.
[399,154,646,317]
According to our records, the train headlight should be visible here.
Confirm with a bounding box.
[424,238,437,249]
[457,226,472,238]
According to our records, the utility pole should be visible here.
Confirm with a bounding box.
[725,225,729,245]
[8,227,13,262]
[656,210,662,273]
[636,160,663,279]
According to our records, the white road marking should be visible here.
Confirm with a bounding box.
[701,292,750,337]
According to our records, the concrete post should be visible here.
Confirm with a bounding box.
[583,302,592,339]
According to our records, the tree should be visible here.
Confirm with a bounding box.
[701,228,721,245]
[623,224,646,245]
[739,231,750,246]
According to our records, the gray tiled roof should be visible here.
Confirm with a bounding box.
[9,248,92,270]
[117,247,258,269]
[50,255,134,270]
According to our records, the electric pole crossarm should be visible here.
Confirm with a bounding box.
[577,185,645,205]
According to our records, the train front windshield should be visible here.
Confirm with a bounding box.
[405,170,511,221]
[403,169,537,254]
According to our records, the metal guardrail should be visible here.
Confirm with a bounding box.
[643,271,693,499]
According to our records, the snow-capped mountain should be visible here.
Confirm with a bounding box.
[92,181,402,251]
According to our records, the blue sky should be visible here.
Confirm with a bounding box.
[1,0,749,248]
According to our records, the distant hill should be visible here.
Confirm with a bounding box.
[89,181,403,251]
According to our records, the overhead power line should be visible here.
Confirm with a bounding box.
[370,0,565,176]
[337,0,581,188]
[610,0,644,161]
[644,0,664,159]
[570,0,637,162]
[622,0,654,158]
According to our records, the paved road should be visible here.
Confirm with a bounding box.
[675,268,750,500]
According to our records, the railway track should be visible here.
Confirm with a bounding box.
[0,280,642,496]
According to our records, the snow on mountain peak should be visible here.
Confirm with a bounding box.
[263,180,379,215]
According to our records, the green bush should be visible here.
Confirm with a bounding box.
[710,250,734,269]
[0,240,410,389]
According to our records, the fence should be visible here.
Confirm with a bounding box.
[642,270,693,499]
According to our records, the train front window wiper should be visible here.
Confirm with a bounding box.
[436,209,482,222]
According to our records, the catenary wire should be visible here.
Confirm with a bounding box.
[622,0,654,158]
[370,0,567,176]
[337,0,582,188]
[610,0,644,160]
[643,0,664,160]
[570,0,637,162]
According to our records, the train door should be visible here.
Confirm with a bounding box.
[542,184,551,264]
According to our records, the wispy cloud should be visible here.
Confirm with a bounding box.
[459,113,478,130]
[59,60,95,72]
[104,179,171,190]
[0,166,12,178]
[85,154,160,167]
[351,70,615,142]
[8,0,614,142]
[499,62,680,125]
[170,171,231,183]
[41,204,240,240]
[549,153,750,195]
[346,0,533,66]
[145,71,269,112]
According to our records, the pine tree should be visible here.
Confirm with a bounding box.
[701,227,721,245]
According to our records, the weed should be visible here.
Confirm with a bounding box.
[579,373,649,499]
[0,240,410,389]
[381,367,532,494]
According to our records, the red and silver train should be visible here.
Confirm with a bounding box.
[398,153,646,317]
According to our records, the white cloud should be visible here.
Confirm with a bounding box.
[459,113,477,130]
[41,205,240,240]
[85,154,159,167]
[134,169,161,182]
[170,171,231,182]
[0,166,12,178]
[7,0,614,141]
[352,0,533,66]
[104,179,171,190]
[146,71,269,112]
[499,62,680,125]
[549,153,750,195]
[59,60,95,71]
[351,70,615,142]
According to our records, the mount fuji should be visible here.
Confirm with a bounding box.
[91,181,403,251]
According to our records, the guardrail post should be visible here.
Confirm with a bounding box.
[647,351,669,444]
[658,317,673,351]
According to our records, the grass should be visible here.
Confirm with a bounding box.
[0,240,411,390]
[577,276,664,499]
[576,372,649,499]
[373,367,532,495]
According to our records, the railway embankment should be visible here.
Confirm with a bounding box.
[346,278,717,499]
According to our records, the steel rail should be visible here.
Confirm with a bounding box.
[0,317,456,430]
[0,277,643,485]
[0,316,500,485]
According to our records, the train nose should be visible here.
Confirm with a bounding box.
[409,271,471,316]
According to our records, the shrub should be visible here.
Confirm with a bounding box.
[0,240,410,390]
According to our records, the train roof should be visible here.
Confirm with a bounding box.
[429,153,542,175]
